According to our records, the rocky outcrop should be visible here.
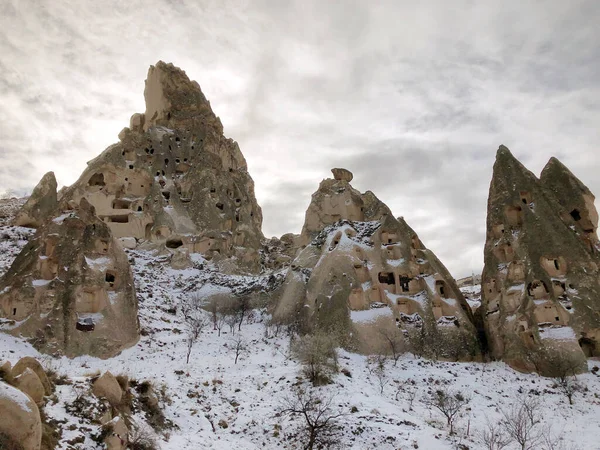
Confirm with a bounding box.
[13,172,57,228]
[12,357,52,396]
[0,381,42,450]
[480,146,600,375]
[13,368,45,406]
[0,200,139,358]
[92,371,123,406]
[58,61,264,273]
[276,169,480,361]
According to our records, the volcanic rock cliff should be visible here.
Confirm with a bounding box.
[59,61,264,273]
[480,146,600,374]
[276,169,481,360]
[0,199,139,358]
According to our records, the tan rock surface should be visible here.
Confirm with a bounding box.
[58,61,264,273]
[480,146,600,374]
[92,371,123,406]
[13,172,57,228]
[0,381,42,450]
[13,368,45,406]
[0,202,139,358]
[276,170,480,361]
[12,357,51,396]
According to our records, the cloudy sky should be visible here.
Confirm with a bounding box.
[1,0,599,277]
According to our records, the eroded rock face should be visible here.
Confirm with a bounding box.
[59,61,264,273]
[540,157,600,251]
[480,146,600,374]
[13,368,45,406]
[13,172,57,228]
[0,381,42,450]
[0,201,139,358]
[276,172,480,361]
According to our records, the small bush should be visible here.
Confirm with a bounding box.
[128,423,159,450]
[291,332,338,386]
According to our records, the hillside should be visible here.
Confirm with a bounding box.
[1,197,600,450]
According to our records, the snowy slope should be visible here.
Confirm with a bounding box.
[1,219,600,449]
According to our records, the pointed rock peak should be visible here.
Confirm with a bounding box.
[497,144,512,156]
[541,156,592,195]
[143,61,221,132]
[331,168,353,182]
[13,171,57,228]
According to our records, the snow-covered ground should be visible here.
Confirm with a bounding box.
[1,216,600,449]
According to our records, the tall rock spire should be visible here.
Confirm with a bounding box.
[58,61,264,273]
[480,146,600,374]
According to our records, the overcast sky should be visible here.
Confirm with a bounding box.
[1,0,599,277]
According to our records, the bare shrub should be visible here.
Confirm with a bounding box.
[181,293,210,363]
[229,334,248,365]
[377,322,406,365]
[366,354,388,394]
[395,380,417,411]
[548,359,583,405]
[423,388,469,434]
[278,386,345,450]
[205,294,236,337]
[479,419,511,450]
[291,332,338,386]
[499,396,543,450]
[128,422,159,450]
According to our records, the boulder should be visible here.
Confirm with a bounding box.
[0,381,42,450]
[170,247,193,270]
[92,372,123,406]
[12,357,51,396]
[13,171,57,228]
[118,237,137,250]
[331,167,353,182]
[13,368,45,406]
[104,416,128,450]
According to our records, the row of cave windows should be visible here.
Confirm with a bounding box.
[9,273,118,317]
[377,272,447,296]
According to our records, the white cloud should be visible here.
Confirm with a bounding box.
[1,0,599,277]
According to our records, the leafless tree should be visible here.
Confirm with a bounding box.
[499,396,543,450]
[234,295,252,331]
[423,388,470,434]
[479,419,511,450]
[278,386,345,450]
[395,380,417,411]
[230,334,247,364]
[549,359,582,405]
[225,313,238,336]
[378,326,405,365]
[366,354,388,394]
[181,293,210,363]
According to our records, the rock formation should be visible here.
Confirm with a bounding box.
[540,157,599,252]
[276,169,480,360]
[0,381,42,450]
[480,146,600,374]
[58,61,264,273]
[12,171,57,228]
[0,200,139,358]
